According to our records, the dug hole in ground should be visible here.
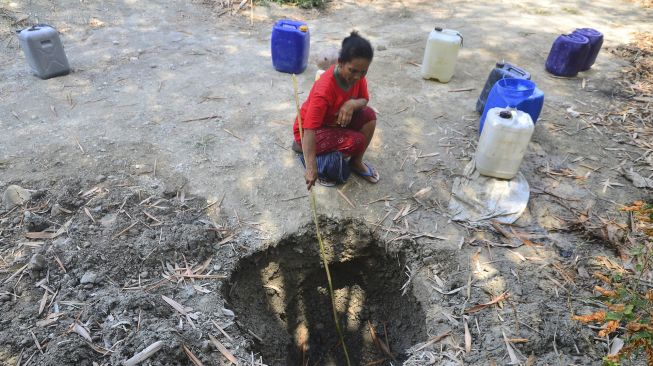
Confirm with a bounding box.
[0,0,652,365]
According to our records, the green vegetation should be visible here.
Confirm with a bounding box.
[573,202,653,365]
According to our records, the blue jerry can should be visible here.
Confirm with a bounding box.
[545,33,590,77]
[479,80,544,133]
[271,19,310,74]
[475,62,531,114]
[572,28,603,71]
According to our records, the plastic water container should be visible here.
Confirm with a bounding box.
[271,19,310,74]
[476,108,534,179]
[480,79,544,132]
[572,28,603,71]
[17,24,70,79]
[476,62,531,113]
[314,69,325,81]
[421,27,463,83]
[545,33,590,77]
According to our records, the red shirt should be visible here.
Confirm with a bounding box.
[293,65,370,142]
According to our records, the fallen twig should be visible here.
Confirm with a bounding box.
[112,222,138,239]
[212,320,234,341]
[181,115,220,123]
[368,321,395,361]
[413,329,452,352]
[464,291,510,314]
[337,189,356,208]
[223,128,243,140]
[30,331,44,354]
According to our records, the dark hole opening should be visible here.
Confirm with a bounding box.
[224,222,427,365]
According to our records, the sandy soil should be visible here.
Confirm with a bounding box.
[0,0,652,365]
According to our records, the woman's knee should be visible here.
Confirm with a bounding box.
[347,131,367,155]
[365,119,376,131]
[360,106,376,122]
[349,107,376,130]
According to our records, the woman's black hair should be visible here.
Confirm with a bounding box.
[338,31,373,63]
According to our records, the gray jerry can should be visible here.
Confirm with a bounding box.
[17,24,70,79]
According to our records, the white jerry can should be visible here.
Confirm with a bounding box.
[475,108,535,180]
[421,27,463,83]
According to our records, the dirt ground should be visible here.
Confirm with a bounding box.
[0,0,652,365]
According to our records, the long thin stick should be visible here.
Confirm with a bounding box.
[292,74,352,366]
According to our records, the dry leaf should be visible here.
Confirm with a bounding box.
[413,187,432,199]
[209,334,240,365]
[72,322,92,342]
[572,310,606,323]
[646,290,653,301]
[211,320,234,341]
[431,285,465,295]
[609,337,624,356]
[193,285,212,294]
[599,320,620,337]
[80,186,100,198]
[471,249,481,273]
[162,295,197,328]
[217,234,235,246]
[502,331,521,365]
[123,341,163,366]
[507,249,526,262]
[594,285,617,297]
[593,272,612,284]
[626,322,653,332]
[525,354,536,366]
[464,318,472,353]
[24,231,57,239]
[37,312,66,327]
[608,303,626,312]
[413,329,452,352]
[183,344,204,366]
[162,295,188,315]
[432,273,445,288]
[38,291,49,316]
[89,17,105,28]
[368,321,395,361]
[623,168,653,188]
[84,207,96,223]
[621,201,644,211]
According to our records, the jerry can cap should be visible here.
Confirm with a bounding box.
[299,25,308,32]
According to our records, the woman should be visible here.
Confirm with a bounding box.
[293,31,379,190]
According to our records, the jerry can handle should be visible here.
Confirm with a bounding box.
[277,20,304,30]
[433,27,463,47]
[16,24,51,33]
[506,65,528,77]
[30,24,50,30]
